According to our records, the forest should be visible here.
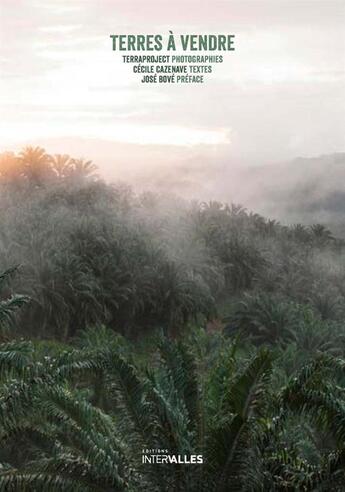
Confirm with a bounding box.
[1,146,345,490]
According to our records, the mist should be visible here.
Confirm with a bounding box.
[7,139,345,230]
[1,144,345,339]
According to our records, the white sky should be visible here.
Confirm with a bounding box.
[0,0,344,165]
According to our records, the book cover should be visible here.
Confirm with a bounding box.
[0,1,344,490]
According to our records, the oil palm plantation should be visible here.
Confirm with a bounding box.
[0,325,344,491]
[1,146,345,491]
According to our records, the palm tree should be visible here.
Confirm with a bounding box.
[18,146,53,185]
[226,293,296,344]
[150,260,214,336]
[291,223,311,243]
[0,267,29,333]
[2,330,344,491]
[50,154,73,180]
[67,158,99,183]
[310,224,335,245]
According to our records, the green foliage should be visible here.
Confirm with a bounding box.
[2,147,345,489]
[0,267,29,333]
[1,146,345,341]
[226,294,288,343]
[0,270,343,490]
[1,330,345,490]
